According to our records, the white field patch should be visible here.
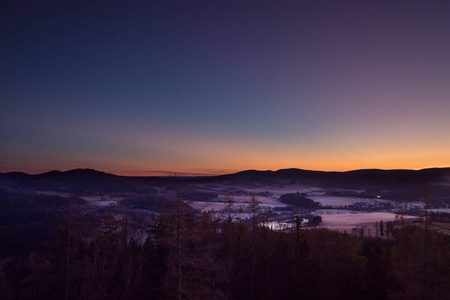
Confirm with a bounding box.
[263,221,295,231]
[199,194,288,207]
[309,196,356,206]
[309,196,396,207]
[190,201,229,212]
[189,195,288,212]
[79,195,121,206]
[93,200,119,207]
[212,212,251,221]
[315,210,416,228]
[80,196,104,202]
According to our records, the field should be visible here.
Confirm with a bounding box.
[186,183,420,230]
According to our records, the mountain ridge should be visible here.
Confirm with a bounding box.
[1,167,449,202]
[1,166,449,179]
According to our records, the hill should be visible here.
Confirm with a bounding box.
[1,167,449,202]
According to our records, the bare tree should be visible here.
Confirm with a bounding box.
[247,195,263,300]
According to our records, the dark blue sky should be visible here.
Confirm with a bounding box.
[2,1,450,175]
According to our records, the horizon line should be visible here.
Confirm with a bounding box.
[1,165,449,178]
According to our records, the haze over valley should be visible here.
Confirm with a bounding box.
[2,167,450,231]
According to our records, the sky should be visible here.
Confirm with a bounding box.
[1,0,450,176]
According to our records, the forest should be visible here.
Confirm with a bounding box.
[0,187,449,300]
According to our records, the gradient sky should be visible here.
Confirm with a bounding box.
[1,0,450,176]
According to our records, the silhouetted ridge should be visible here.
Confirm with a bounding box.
[1,167,449,198]
[0,168,142,192]
[2,172,31,178]
[37,170,63,178]
[35,168,114,179]
[210,167,450,190]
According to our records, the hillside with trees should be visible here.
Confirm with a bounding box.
[1,189,449,300]
[279,192,321,209]
[1,169,450,299]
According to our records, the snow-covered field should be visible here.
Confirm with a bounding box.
[315,210,415,229]
[309,196,358,206]
[189,186,422,230]
[37,184,428,230]
[36,190,71,197]
[80,195,121,206]
[309,196,397,207]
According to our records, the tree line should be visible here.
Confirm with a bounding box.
[1,191,449,300]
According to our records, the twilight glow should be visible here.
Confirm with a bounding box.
[1,1,450,176]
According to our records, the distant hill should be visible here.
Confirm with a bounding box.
[1,167,449,201]
[205,168,450,202]
[0,168,166,193]
[213,167,450,187]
